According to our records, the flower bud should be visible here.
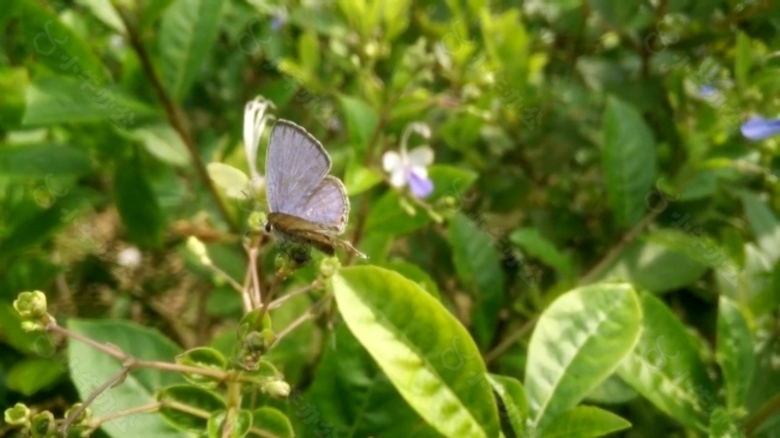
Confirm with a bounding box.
[64,403,91,426]
[4,403,31,427]
[186,236,212,266]
[21,320,46,332]
[318,256,340,278]
[248,211,267,231]
[263,380,291,399]
[30,410,55,437]
[13,291,47,320]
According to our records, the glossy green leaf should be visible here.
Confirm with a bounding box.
[67,319,187,438]
[542,406,631,438]
[19,1,108,82]
[448,212,505,348]
[385,259,441,299]
[487,374,527,436]
[6,357,65,396]
[158,384,227,432]
[602,96,657,227]
[525,282,642,427]
[364,190,432,235]
[114,153,166,248]
[585,374,638,405]
[617,292,715,432]
[338,95,378,149]
[131,124,190,167]
[305,323,439,437]
[332,266,500,438]
[251,407,294,438]
[0,67,29,129]
[510,227,573,278]
[716,297,755,411]
[207,409,252,438]
[643,228,729,269]
[175,347,228,389]
[23,76,157,127]
[160,0,226,101]
[740,191,780,263]
[0,143,92,178]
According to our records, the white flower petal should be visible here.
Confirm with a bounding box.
[382,151,402,172]
[410,165,428,180]
[407,146,434,167]
[389,167,407,187]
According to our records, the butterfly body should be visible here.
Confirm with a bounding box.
[264,120,366,260]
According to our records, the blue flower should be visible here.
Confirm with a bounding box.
[270,14,286,31]
[741,116,780,141]
[700,85,716,97]
[382,123,435,198]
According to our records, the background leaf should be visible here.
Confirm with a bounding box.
[602,96,657,227]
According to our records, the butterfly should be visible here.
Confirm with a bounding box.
[263,120,366,262]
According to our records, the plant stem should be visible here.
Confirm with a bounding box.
[745,391,780,435]
[89,402,161,431]
[484,317,538,365]
[60,365,132,435]
[112,2,238,235]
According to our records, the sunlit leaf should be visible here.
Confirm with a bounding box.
[542,405,631,438]
[716,297,755,411]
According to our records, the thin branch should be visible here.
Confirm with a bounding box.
[112,2,238,234]
[484,317,538,365]
[745,391,780,436]
[89,402,162,432]
[60,365,132,435]
[270,295,331,348]
[248,245,263,309]
[579,208,663,286]
[268,283,318,310]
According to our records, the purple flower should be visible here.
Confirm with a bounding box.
[382,123,435,198]
[700,85,716,97]
[741,116,780,141]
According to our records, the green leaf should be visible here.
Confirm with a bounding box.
[487,374,527,436]
[364,190,432,235]
[207,162,251,200]
[67,319,187,438]
[76,0,126,33]
[0,143,92,178]
[542,406,631,438]
[385,259,441,299]
[23,76,157,127]
[138,0,176,29]
[175,347,228,389]
[616,292,715,432]
[448,212,505,349]
[298,31,321,76]
[332,266,500,438]
[602,96,657,227]
[709,407,745,438]
[131,124,190,167]
[207,409,252,438]
[735,32,752,89]
[740,191,780,264]
[251,407,293,438]
[159,0,226,102]
[643,228,729,269]
[158,384,226,432]
[525,283,642,427]
[114,153,166,248]
[338,96,378,150]
[0,303,46,354]
[716,297,755,411]
[6,357,65,396]
[305,323,439,437]
[344,155,382,196]
[427,165,478,202]
[598,239,708,293]
[19,1,108,83]
[585,374,638,405]
[0,67,29,129]
[510,227,573,279]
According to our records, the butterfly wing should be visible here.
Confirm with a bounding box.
[266,120,331,214]
[297,176,349,234]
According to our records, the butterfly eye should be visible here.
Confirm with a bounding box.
[264,222,273,233]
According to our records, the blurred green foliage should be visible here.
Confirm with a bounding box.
[1,0,780,437]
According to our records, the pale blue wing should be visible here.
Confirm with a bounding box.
[298,176,349,234]
[265,120,331,214]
